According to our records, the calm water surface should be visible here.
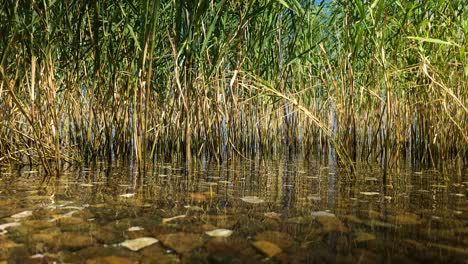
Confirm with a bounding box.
[0,159,467,263]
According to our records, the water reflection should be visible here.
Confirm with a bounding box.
[0,160,466,263]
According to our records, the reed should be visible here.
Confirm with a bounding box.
[0,1,465,175]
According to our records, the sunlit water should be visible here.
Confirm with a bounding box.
[0,159,467,263]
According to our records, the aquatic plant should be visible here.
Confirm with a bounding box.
[0,1,465,175]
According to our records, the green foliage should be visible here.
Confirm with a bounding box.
[0,0,465,173]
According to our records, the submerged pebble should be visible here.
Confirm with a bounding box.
[120,237,159,251]
[0,163,465,263]
[205,229,233,238]
[252,240,282,257]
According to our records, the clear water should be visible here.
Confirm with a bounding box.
[0,159,467,263]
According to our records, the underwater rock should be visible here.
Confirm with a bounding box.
[30,228,62,249]
[252,240,282,257]
[85,256,138,264]
[207,250,257,264]
[120,237,159,251]
[128,226,144,232]
[158,232,204,254]
[205,229,233,238]
[59,232,94,250]
[140,244,180,264]
[57,216,90,232]
[255,231,294,249]
[92,226,123,244]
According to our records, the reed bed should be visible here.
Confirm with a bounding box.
[0,1,466,175]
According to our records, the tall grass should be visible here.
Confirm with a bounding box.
[0,0,465,175]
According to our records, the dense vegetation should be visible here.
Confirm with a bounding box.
[0,0,466,174]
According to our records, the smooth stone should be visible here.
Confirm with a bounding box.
[127,229,150,240]
[92,226,122,244]
[128,226,144,232]
[205,237,251,253]
[207,250,256,264]
[205,229,233,238]
[140,245,180,264]
[59,233,94,250]
[252,240,282,257]
[69,245,140,262]
[141,254,180,264]
[158,232,204,254]
[57,217,90,232]
[120,237,159,251]
[85,256,138,264]
[255,231,294,249]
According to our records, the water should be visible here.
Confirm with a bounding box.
[0,159,467,263]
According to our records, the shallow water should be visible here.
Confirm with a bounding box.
[0,160,467,263]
